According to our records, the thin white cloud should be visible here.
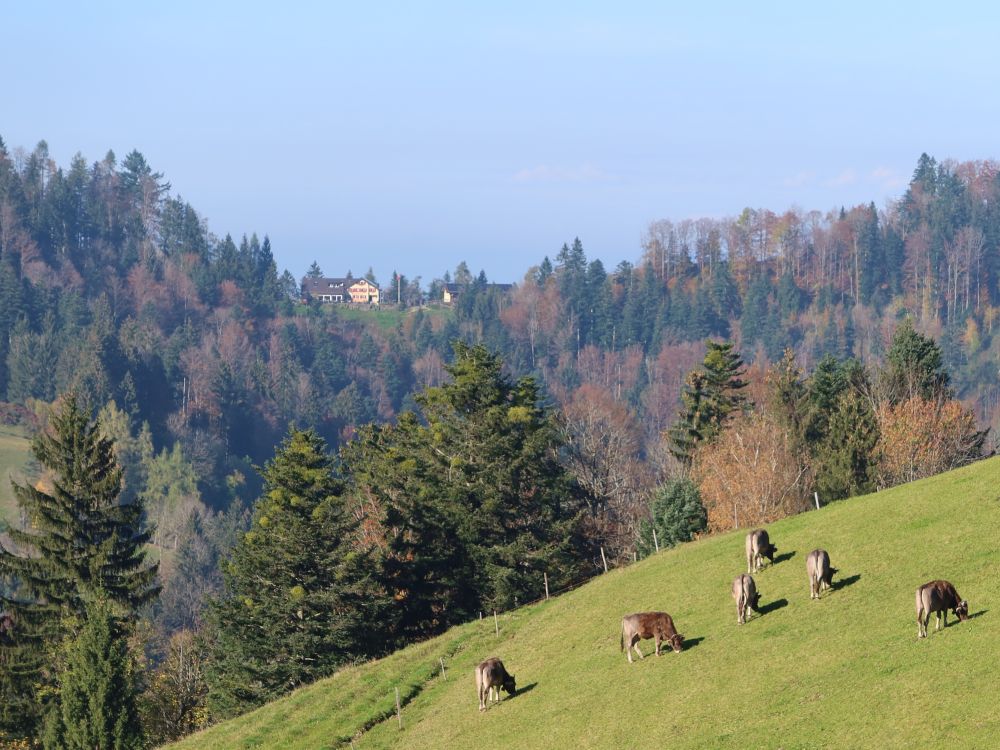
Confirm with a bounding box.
[826,168,857,187]
[869,166,907,190]
[782,171,815,188]
[513,163,611,183]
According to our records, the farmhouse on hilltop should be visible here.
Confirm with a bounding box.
[302,276,381,305]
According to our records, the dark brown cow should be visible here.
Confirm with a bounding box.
[806,549,838,600]
[620,611,684,663]
[746,529,777,573]
[916,580,969,638]
[732,573,761,625]
[476,657,516,710]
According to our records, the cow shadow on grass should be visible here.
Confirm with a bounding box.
[831,573,862,592]
[681,636,705,650]
[967,609,988,621]
[514,682,538,698]
[771,551,796,566]
[757,598,788,616]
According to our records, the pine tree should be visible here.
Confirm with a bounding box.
[205,429,378,719]
[668,340,748,464]
[306,261,323,278]
[814,390,879,501]
[637,478,707,556]
[883,318,951,403]
[43,597,143,750]
[0,394,158,739]
[416,342,589,610]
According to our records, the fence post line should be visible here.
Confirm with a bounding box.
[440,657,447,680]
[544,573,549,600]
[652,528,659,553]
[494,609,500,637]
[600,547,608,573]
[395,686,402,728]
[814,491,821,510]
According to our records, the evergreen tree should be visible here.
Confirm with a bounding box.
[814,390,879,501]
[206,429,377,718]
[342,414,477,645]
[637,478,707,556]
[43,597,142,750]
[306,261,323,279]
[0,394,158,739]
[883,318,951,403]
[668,340,748,464]
[416,343,589,609]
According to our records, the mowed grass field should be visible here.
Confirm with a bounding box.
[167,457,1000,749]
[0,424,32,527]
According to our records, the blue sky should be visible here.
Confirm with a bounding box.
[4,2,999,284]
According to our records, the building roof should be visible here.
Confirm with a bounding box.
[302,276,380,296]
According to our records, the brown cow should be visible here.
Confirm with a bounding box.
[476,657,516,710]
[806,549,838,600]
[746,529,777,573]
[732,573,761,625]
[916,580,969,638]
[620,611,684,663]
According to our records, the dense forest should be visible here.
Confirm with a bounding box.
[0,138,997,745]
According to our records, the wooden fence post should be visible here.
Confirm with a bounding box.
[652,528,659,552]
[814,491,820,510]
[439,657,447,680]
[493,610,500,637]
[544,573,549,600]
[600,547,608,573]
[395,686,402,728]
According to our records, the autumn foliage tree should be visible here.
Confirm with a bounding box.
[876,397,987,487]
[693,409,810,532]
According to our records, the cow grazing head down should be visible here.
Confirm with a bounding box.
[955,600,970,621]
[667,632,684,652]
[761,543,777,564]
[749,590,762,612]
[501,673,516,696]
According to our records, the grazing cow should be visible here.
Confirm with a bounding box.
[806,549,838,600]
[916,580,969,638]
[746,529,777,573]
[732,574,761,625]
[620,611,684,663]
[476,657,516,710]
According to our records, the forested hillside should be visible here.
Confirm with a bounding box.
[0,137,997,745]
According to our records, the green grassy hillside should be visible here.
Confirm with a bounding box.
[169,458,1000,749]
[0,425,32,527]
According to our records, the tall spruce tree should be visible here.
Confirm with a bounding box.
[43,597,142,750]
[669,340,748,464]
[814,390,879,501]
[0,394,158,740]
[417,342,589,610]
[205,428,378,719]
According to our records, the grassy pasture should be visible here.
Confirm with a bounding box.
[0,424,32,527]
[167,457,1000,749]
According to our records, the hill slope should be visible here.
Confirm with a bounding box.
[170,458,1000,749]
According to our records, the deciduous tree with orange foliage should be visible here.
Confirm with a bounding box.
[876,397,987,487]
[693,409,810,533]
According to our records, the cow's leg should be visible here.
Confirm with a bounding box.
[632,638,644,660]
